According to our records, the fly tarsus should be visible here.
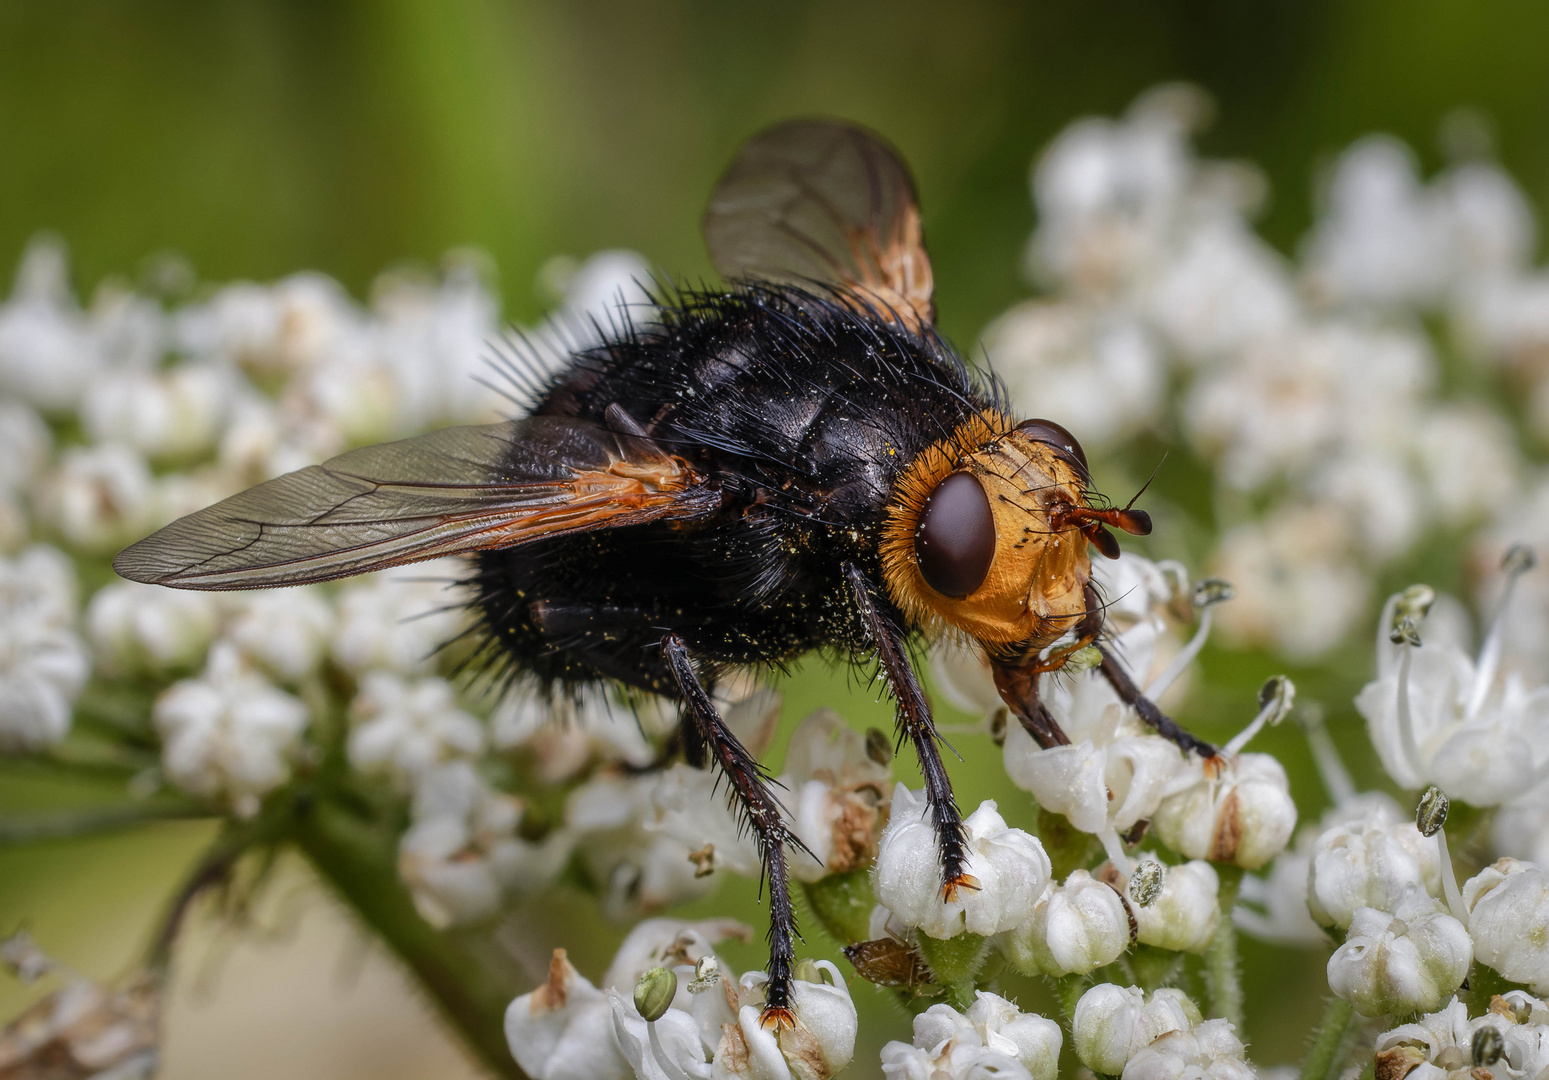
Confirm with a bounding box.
[661,632,798,1021]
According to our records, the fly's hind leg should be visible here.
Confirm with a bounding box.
[661,632,800,1028]
[841,563,974,901]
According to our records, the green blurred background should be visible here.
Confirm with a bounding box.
[3,2,1548,1076]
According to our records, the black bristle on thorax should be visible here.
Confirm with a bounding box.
[468,283,1003,696]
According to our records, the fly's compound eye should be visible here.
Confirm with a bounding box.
[1016,418,1089,480]
[915,471,995,598]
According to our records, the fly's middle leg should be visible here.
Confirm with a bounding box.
[842,563,974,901]
[661,632,800,1029]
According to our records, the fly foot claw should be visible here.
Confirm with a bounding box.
[759,1004,796,1031]
[940,873,982,903]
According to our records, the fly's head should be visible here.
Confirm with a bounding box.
[881,415,1150,651]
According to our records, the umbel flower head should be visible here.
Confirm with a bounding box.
[1357,563,1549,806]
[1326,888,1473,1017]
[1462,857,1549,995]
[1002,868,1129,976]
[873,786,1051,939]
[879,992,1062,1080]
[1071,984,1204,1076]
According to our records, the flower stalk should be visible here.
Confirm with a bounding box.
[1203,864,1245,1029]
[1299,995,1356,1080]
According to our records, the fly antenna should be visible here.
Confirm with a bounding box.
[1123,452,1167,511]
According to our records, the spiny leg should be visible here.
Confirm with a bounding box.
[661,632,799,1027]
[842,563,973,898]
[1096,643,1217,759]
[989,661,1071,748]
[989,582,1105,749]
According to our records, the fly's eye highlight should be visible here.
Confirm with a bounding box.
[1016,418,1088,479]
[915,471,995,598]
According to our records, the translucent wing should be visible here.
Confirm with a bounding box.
[703,119,935,324]
[113,415,718,590]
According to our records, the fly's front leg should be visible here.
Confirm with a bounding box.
[989,660,1070,748]
[661,633,799,1028]
[842,563,974,900]
[1074,582,1216,757]
[990,581,1105,748]
[1096,644,1217,759]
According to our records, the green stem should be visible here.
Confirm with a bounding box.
[292,795,528,1080]
[915,932,987,989]
[1204,865,1245,1030]
[0,800,210,845]
[802,870,874,945]
[147,809,283,969]
[1300,996,1356,1080]
[1052,972,1089,1022]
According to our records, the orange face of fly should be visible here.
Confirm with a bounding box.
[880,416,1150,651]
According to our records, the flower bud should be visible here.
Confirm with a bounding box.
[1326,893,1472,1017]
[505,950,631,1080]
[1152,752,1296,869]
[1004,869,1129,976]
[633,966,677,1023]
[1307,811,1441,930]
[1072,984,1200,1076]
[874,786,1049,939]
[1462,858,1549,995]
[1134,860,1220,953]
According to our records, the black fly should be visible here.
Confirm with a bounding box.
[115,120,1215,1027]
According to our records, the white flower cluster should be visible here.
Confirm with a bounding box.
[91,561,468,817]
[1375,992,1549,1080]
[559,699,892,919]
[879,992,1062,1080]
[0,545,89,751]
[987,86,1540,657]
[504,918,858,1080]
[1073,983,1251,1080]
[398,759,574,928]
[0,241,660,898]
